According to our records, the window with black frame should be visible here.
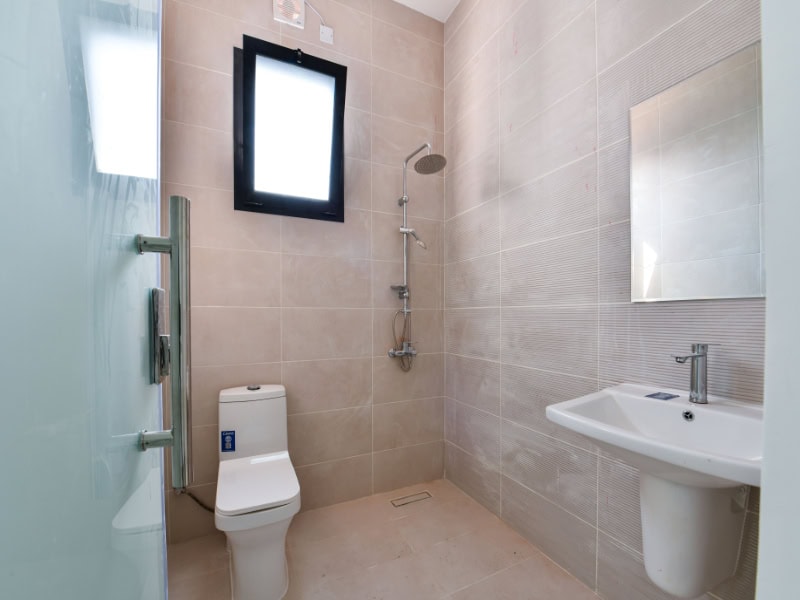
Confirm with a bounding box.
[234,35,347,222]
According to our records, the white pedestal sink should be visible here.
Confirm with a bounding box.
[546,384,762,598]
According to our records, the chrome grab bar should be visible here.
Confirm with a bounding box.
[136,195,192,491]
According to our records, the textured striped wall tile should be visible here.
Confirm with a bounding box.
[445,354,501,415]
[598,222,631,305]
[598,457,642,553]
[445,307,501,361]
[499,155,597,249]
[500,79,597,194]
[501,229,598,307]
[445,254,501,309]
[598,300,765,402]
[710,511,758,600]
[445,397,502,467]
[501,306,598,378]
[445,91,500,172]
[445,36,498,133]
[502,420,598,524]
[373,441,445,493]
[445,442,502,515]
[501,476,597,590]
[445,198,500,264]
[445,149,500,220]
[598,0,761,147]
[598,139,630,225]
[501,363,598,451]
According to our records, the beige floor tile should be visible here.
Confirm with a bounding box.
[167,532,229,583]
[168,567,231,600]
[449,555,600,600]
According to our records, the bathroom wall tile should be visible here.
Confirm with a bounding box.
[281,208,371,259]
[501,306,598,377]
[372,67,444,132]
[499,155,597,249]
[192,307,281,366]
[595,0,708,72]
[166,483,217,544]
[598,300,765,403]
[445,442,502,515]
[445,37,497,133]
[598,222,631,304]
[501,229,598,307]
[501,476,597,590]
[295,454,372,510]
[373,397,444,451]
[500,79,597,194]
[710,511,759,600]
[191,424,221,484]
[345,157,372,211]
[501,364,598,451]
[175,0,277,28]
[443,0,479,45]
[502,420,598,525]
[445,354,500,416]
[372,261,442,310]
[173,184,281,253]
[281,255,371,308]
[598,139,630,225]
[162,120,232,190]
[598,457,643,553]
[279,1,371,61]
[499,6,596,134]
[445,198,500,264]
[445,149,500,220]
[445,92,499,173]
[192,362,282,426]
[445,254,501,309]
[191,247,281,307]
[288,406,372,466]
[373,308,443,356]
[372,211,442,265]
[373,353,444,404]
[373,441,445,493]
[283,358,372,415]
[445,307,500,361]
[372,19,443,88]
[163,1,279,75]
[372,0,443,44]
[163,60,232,132]
[371,115,444,168]
[282,308,371,361]
[344,107,372,160]
[495,0,593,83]
[445,398,501,468]
[372,163,445,221]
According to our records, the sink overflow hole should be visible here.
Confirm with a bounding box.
[683,410,695,422]
[391,491,432,507]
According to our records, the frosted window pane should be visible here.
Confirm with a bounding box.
[254,55,335,201]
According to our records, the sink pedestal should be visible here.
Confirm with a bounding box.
[640,474,748,598]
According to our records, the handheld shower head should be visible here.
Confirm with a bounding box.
[414,153,447,175]
[399,227,427,250]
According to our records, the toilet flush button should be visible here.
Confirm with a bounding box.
[246,385,261,391]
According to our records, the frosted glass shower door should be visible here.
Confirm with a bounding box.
[0,1,167,599]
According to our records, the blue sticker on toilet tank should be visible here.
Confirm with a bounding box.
[221,430,236,452]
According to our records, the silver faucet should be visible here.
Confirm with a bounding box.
[673,343,710,404]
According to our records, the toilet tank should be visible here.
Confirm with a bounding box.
[218,385,287,461]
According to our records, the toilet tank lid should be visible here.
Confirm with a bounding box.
[219,384,285,403]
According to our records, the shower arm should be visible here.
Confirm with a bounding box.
[401,143,432,201]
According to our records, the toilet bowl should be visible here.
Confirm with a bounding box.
[215,385,300,600]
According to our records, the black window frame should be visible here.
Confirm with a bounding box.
[234,35,347,222]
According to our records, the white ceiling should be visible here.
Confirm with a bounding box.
[393,0,461,23]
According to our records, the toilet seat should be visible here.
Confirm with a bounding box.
[215,450,301,533]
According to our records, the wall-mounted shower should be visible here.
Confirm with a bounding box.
[388,143,447,372]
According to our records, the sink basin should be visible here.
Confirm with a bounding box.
[545,383,762,487]
[546,383,763,598]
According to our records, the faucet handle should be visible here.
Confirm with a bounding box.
[672,343,717,364]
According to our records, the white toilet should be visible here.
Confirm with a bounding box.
[215,385,301,600]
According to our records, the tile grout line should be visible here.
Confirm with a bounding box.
[593,1,602,592]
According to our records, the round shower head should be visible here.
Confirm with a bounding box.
[414,153,447,175]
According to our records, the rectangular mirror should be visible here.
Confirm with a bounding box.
[630,43,763,302]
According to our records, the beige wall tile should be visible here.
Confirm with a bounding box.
[445,443,501,515]
[162,120,232,190]
[371,115,445,168]
[373,441,445,493]
[192,362,282,426]
[191,424,220,484]
[282,208,371,259]
[372,261,442,310]
[598,457,643,553]
[191,307,281,366]
[445,398,501,468]
[445,254,500,309]
[374,308,443,356]
[163,60,232,132]
[295,454,372,510]
[191,247,281,307]
[445,37,497,133]
[282,308,372,360]
[445,150,500,220]
[371,211,442,265]
[372,20,443,88]
[175,0,276,27]
[445,199,500,264]
[288,406,372,466]
[282,255,371,308]
[373,353,444,404]
[345,157,371,211]
[445,91,499,172]
[166,483,217,544]
[372,67,444,132]
[373,397,444,451]
[445,307,500,361]
[372,163,445,220]
[280,0,372,62]
[283,358,372,414]
[445,354,500,415]
[344,107,372,160]
[372,0,443,44]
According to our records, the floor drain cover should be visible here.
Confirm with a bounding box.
[390,491,432,507]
